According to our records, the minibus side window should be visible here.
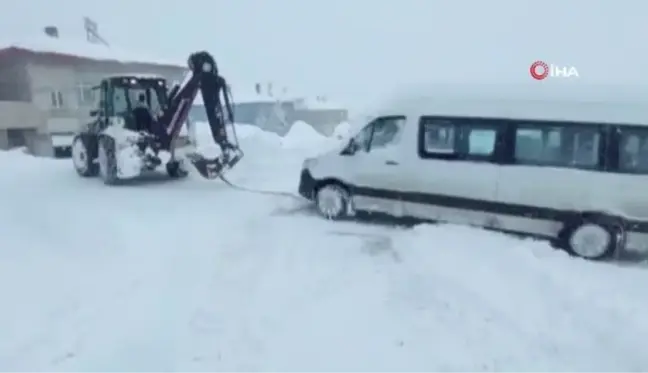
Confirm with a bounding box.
[417,117,499,161]
[350,123,374,153]
[513,122,601,169]
[618,128,648,173]
[347,116,406,154]
[420,118,456,154]
[369,116,406,150]
[466,128,497,156]
[514,128,552,162]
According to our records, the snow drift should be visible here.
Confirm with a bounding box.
[1,123,648,371]
[332,121,351,140]
[192,120,340,158]
[280,120,331,151]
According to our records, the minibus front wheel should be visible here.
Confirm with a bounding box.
[315,181,351,220]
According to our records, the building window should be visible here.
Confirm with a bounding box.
[77,84,96,106]
[50,90,65,109]
[7,129,26,148]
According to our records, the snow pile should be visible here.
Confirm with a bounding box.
[332,121,351,140]
[280,120,331,151]
[187,120,328,193]
[233,124,281,143]
[191,120,340,159]
[2,141,648,371]
[192,121,280,144]
[387,224,648,371]
[192,121,282,153]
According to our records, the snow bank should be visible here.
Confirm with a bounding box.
[3,128,648,371]
[386,224,648,371]
[281,120,330,150]
[192,122,281,147]
[187,120,337,191]
[234,124,281,143]
[192,120,340,157]
[332,121,351,140]
[0,148,46,172]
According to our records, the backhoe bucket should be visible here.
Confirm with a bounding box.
[226,147,244,168]
[187,145,244,180]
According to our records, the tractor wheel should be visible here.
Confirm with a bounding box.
[98,136,121,185]
[71,134,99,177]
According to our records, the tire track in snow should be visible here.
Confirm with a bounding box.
[0,205,165,370]
[179,216,290,371]
[177,215,392,371]
[184,214,442,371]
[0,187,152,371]
[48,193,275,372]
[1,176,276,371]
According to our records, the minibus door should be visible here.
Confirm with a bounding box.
[348,116,409,216]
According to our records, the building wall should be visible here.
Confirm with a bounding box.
[16,55,185,157]
[190,101,292,135]
[0,54,46,152]
[0,101,46,130]
[0,129,7,148]
[0,51,187,156]
[27,63,80,134]
[27,59,186,136]
[0,55,32,102]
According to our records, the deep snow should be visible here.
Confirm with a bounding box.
[1,123,648,371]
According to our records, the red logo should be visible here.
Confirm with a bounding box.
[529,60,549,80]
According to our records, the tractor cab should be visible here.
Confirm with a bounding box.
[90,74,168,134]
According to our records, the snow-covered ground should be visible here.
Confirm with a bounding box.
[1,122,648,371]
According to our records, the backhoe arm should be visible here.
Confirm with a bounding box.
[155,51,242,179]
[151,51,233,148]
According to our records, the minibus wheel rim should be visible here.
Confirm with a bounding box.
[569,223,611,259]
[316,185,346,218]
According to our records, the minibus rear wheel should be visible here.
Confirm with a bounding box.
[559,213,625,260]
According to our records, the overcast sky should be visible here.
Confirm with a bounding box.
[1,0,645,109]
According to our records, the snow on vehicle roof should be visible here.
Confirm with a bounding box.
[374,83,648,126]
[0,35,183,67]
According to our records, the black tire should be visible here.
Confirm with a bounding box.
[559,214,625,260]
[166,160,189,179]
[98,136,121,185]
[71,134,99,177]
[314,182,351,220]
